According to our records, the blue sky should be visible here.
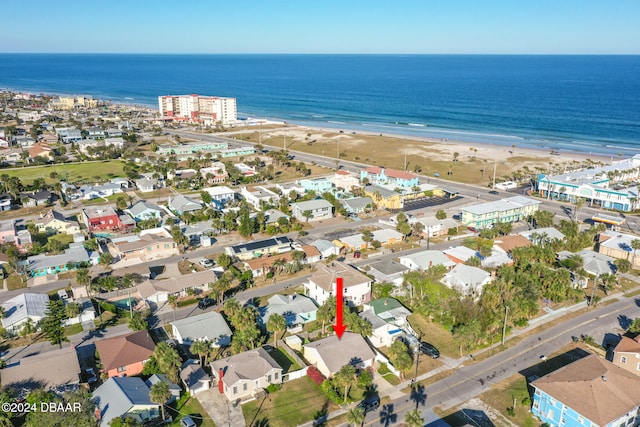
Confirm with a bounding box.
[2,1,639,54]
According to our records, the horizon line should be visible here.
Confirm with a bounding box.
[1,52,639,56]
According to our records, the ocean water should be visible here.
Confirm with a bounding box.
[1,54,639,155]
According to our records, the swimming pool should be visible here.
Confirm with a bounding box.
[112,297,137,310]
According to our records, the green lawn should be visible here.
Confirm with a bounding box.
[6,274,26,291]
[243,377,337,427]
[64,323,83,337]
[0,160,126,184]
[407,313,460,358]
[168,394,216,427]
[266,346,302,373]
[377,363,401,386]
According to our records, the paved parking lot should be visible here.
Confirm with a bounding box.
[403,196,462,212]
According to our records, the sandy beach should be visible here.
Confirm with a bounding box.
[234,123,611,186]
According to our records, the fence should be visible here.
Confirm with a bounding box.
[374,352,401,377]
[284,366,310,382]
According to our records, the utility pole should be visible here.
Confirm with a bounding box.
[501,305,509,345]
[590,274,600,307]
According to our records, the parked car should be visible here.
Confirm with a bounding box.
[488,190,499,195]
[353,251,361,259]
[356,395,380,414]
[199,258,214,268]
[198,297,214,309]
[180,416,197,427]
[419,342,440,359]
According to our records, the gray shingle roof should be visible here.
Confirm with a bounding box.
[0,293,49,329]
[303,332,376,376]
[171,311,232,343]
[92,377,157,426]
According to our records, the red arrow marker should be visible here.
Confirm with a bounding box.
[332,277,347,338]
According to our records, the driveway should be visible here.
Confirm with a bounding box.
[196,388,245,427]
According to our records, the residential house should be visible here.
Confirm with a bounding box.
[442,264,492,297]
[338,228,403,251]
[557,249,617,276]
[182,220,214,245]
[56,127,82,143]
[171,311,232,347]
[202,185,236,208]
[225,236,293,261]
[276,182,305,198]
[364,258,409,286]
[259,294,318,327]
[611,334,640,376]
[110,230,178,263]
[303,332,376,378]
[311,239,340,259]
[239,186,279,209]
[63,297,96,327]
[399,250,456,272]
[531,354,640,427]
[79,182,124,200]
[200,162,228,184]
[364,185,403,210]
[127,201,164,222]
[144,374,181,403]
[410,216,460,238]
[106,128,123,138]
[180,362,211,396]
[242,245,320,278]
[461,196,540,229]
[305,261,372,306]
[0,219,17,246]
[92,377,160,426]
[82,206,135,233]
[360,298,412,348]
[443,246,479,264]
[0,346,80,393]
[299,177,333,193]
[136,269,217,304]
[21,190,53,207]
[87,127,106,139]
[26,244,91,276]
[330,170,360,190]
[263,209,290,225]
[492,235,532,253]
[168,194,203,214]
[598,230,640,269]
[341,197,374,214]
[28,142,53,160]
[135,177,157,193]
[519,227,566,244]
[290,199,334,222]
[211,347,283,401]
[360,167,419,189]
[233,163,256,176]
[0,293,49,334]
[33,209,81,234]
[94,330,156,378]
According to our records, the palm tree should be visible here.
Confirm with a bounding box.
[347,407,365,427]
[334,364,357,404]
[317,297,336,335]
[405,409,424,427]
[361,229,374,249]
[149,381,171,423]
[65,302,81,319]
[223,298,242,319]
[267,313,287,347]
[190,340,210,366]
[167,294,178,321]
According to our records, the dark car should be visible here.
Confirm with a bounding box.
[198,297,214,309]
[419,342,440,359]
[356,395,380,414]
[353,251,361,259]
[488,190,499,195]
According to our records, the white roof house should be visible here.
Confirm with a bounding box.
[557,249,617,276]
[170,311,232,347]
[0,293,50,333]
[399,250,456,271]
[303,332,376,378]
[290,199,334,222]
[442,264,492,297]
[260,294,318,327]
[311,239,340,259]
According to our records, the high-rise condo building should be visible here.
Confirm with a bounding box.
[158,94,237,125]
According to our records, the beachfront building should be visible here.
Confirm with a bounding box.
[360,167,419,189]
[461,196,540,229]
[158,94,237,125]
[536,155,640,212]
[156,141,229,158]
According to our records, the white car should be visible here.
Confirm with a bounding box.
[198,258,214,268]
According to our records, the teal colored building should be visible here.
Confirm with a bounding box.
[461,196,540,229]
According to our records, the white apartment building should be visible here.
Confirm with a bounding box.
[158,94,237,125]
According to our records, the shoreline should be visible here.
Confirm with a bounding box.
[0,88,622,165]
